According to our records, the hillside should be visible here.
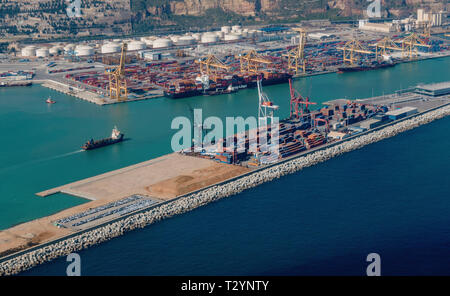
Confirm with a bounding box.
[0,0,447,38]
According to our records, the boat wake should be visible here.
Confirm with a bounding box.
[0,150,84,174]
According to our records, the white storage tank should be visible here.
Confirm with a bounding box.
[128,41,146,51]
[248,30,257,38]
[21,46,36,57]
[224,33,242,41]
[232,25,242,32]
[177,36,195,45]
[170,36,179,43]
[191,33,202,41]
[201,33,219,43]
[75,45,94,56]
[49,46,63,55]
[152,38,173,48]
[101,42,121,54]
[36,48,50,58]
[140,37,154,47]
[215,31,224,39]
[221,26,231,33]
[64,44,76,53]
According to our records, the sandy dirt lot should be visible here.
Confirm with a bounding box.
[1,153,250,257]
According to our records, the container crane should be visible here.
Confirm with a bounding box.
[285,28,307,74]
[400,33,430,59]
[257,78,278,127]
[195,54,231,82]
[106,43,128,101]
[236,50,273,74]
[371,36,402,60]
[337,39,373,65]
[289,79,316,119]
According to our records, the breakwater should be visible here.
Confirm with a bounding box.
[1,104,450,276]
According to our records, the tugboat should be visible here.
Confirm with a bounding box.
[82,126,124,150]
[46,96,56,104]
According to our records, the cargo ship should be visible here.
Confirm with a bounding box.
[82,127,124,150]
[164,72,292,99]
[338,61,396,73]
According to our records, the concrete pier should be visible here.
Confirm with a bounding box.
[38,80,164,105]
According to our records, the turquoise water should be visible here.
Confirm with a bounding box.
[1,57,450,275]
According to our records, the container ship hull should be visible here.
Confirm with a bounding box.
[82,134,124,150]
[164,89,202,99]
[165,74,292,99]
[338,63,396,73]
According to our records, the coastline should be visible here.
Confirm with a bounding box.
[1,101,449,276]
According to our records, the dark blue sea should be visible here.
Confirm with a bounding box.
[23,116,450,275]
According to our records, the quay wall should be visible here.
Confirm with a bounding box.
[1,103,450,276]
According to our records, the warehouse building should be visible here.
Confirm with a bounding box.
[415,82,450,97]
[385,107,418,120]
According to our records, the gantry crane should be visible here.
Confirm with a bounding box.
[371,36,402,59]
[195,54,231,81]
[285,27,307,74]
[106,43,128,101]
[258,78,278,127]
[236,50,273,74]
[337,39,373,65]
[288,79,316,119]
[400,33,430,59]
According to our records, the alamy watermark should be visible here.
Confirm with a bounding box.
[66,253,81,276]
[366,253,381,276]
[366,0,381,18]
[66,0,82,18]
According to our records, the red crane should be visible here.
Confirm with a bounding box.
[289,79,316,118]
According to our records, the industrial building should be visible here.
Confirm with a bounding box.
[415,82,450,97]
[358,20,395,33]
[385,107,418,120]
[359,118,384,130]
[417,9,446,27]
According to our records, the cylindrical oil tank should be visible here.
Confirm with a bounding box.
[128,41,146,51]
[191,33,201,41]
[232,25,242,32]
[21,46,36,57]
[170,36,180,43]
[49,46,63,55]
[64,44,76,54]
[177,36,195,45]
[36,48,50,58]
[215,31,224,39]
[75,45,94,56]
[201,33,219,43]
[152,38,173,48]
[221,26,231,33]
[224,33,242,41]
[101,42,121,54]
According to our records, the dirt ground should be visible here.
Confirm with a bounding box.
[1,153,250,257]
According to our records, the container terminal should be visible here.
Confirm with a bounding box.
[0,80,449,266]
[1,21,449,104]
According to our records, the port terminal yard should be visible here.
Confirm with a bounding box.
[1,82,449,265]
[2,23,450,104]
